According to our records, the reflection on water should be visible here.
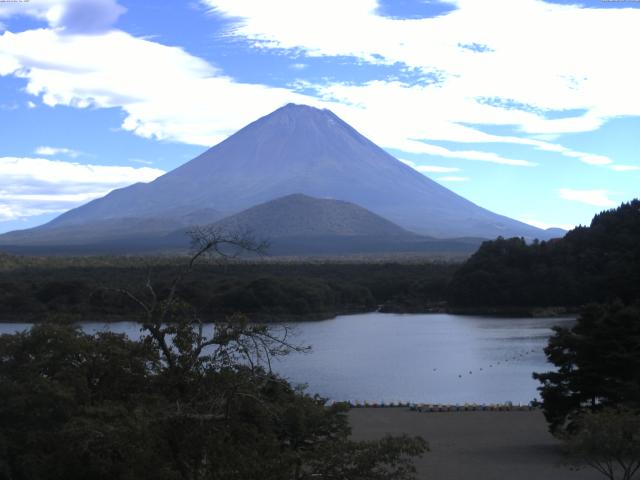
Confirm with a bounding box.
[0,313,574,404]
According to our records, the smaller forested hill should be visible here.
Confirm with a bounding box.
[446,200,640,308]
[211,194,414,238]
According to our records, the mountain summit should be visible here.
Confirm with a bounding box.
[1,103,551,248]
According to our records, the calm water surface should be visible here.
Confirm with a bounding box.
[0,313,573,405]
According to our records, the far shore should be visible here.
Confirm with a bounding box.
[349,408,600,480]
[0,305,579,325]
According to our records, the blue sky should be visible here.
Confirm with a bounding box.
[0,0,639,234]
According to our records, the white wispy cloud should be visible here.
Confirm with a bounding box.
[204,0,640,160]
[437,176,469,182]
[0,101,18,111]
[307,80,605,167]
[560,151,612,166]
[0,156,164,221]
[399,158,461,173]
[558,188,617,207]
[416,165,460,173]
[0,0,631,172]
[206,0,640,126]
[35,146,81,157]
[394,141,534,169]
[610,165,640,172]
[414,142,535,167]
[0,28,319,147]
[415,165,461,173]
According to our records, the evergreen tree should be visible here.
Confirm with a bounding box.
[534,303,640,434]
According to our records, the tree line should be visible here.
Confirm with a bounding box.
[447,200,640,309]
[0,259,456,323]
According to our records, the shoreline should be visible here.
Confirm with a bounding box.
[0,305,578,324]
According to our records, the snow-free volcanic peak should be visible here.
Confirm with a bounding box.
[0,103,553,249]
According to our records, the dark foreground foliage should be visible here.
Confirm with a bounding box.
[534,303,640,435]
[564,407,640,480]
[0,322,427,480]
[0,229,427,480]
[448,200,640,308]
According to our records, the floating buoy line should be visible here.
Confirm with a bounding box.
[323,347,544,411]
[425,347,542,380]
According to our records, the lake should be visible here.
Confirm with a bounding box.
[0,312,573,405]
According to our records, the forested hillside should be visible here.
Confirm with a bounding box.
[447,200,640,308]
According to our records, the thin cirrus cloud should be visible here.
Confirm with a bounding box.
[310,80,611,168]
[558,188,617,208]
[206,0,640,126]
[35,146,81,157]
[0,156,164,221]
[609,165,640,172]
[413,142,535,167]
[398,158,461,174]
[417,166,460,173]
[0,0,627,170]
[437,176,469,182]
[207,0,640,162]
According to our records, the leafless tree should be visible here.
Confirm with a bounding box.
[114,227,305,376]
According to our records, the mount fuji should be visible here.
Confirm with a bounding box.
[0,103,556,253]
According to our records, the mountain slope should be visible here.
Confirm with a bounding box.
[0,209,223,246]
[0,103,553,246]
[159,193,481,256]
[212,193,414,238]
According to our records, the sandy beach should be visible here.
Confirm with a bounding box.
[349,408,601,480]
